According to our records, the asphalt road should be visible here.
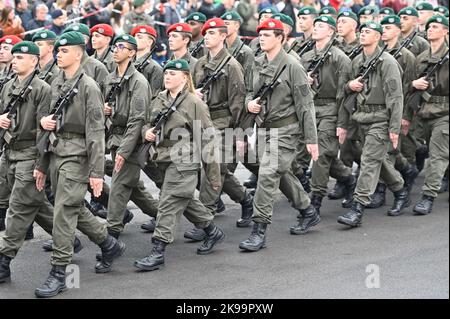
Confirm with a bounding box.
[0,164,448,299]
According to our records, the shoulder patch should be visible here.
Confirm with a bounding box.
[387,79,398,92]
[300,84,310,97]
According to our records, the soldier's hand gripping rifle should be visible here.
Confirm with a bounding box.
[406,49,449,112]
[307,37,338,93]
[189,38,204,57]
[196,55,232,98]
[104,60,132,135]
[348,44,363,60]
[0,68,38,151]
[136,46,156,73]
[239,64,287,129]
[36,74,84,156]
[344,44,388,114]
[137,91,183,168]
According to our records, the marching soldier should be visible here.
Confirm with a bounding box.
[32,30,59,85]
[302,15,356,215]
[185,12,208,59]
[123,0,153,35]
[62,23,109,89]
[416,3,436,39]
[239,18,320,252]
[0,41,54,284]
[103,34,155,239]
[249,8,277,56]
[399,7,430,57]
[134,59,225,271]
[406,16,449,215]
[337,11,360,57]
[167,23,198,73]
[337,22,409,228]
[319,6,337,20]
[0,35,22,233]
[90,24,116,73]
[34,31,125,298]
[184,18,253,241]
[130,25,163,99]
[271,13,301,60]
[221,11,254,89]
[378,7,395,22]
[294,6,317,56]
[358,6,379,25]
[380,15,420,201]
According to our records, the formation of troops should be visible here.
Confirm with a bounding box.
[0,1,448,298]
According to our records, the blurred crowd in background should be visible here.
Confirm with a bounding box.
[0,0,448,64]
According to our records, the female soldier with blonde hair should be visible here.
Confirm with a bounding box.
[134,59,225,272]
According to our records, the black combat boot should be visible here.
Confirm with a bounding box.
[42,236,83,253]
[387,187,411,216]
[415,144,429,172]
[134,238,166,271]
[243,173,258,189]
[141,217,156,232]
[35,265,67,298]
[215,196,226,214]
[197,222,225,255]
[184,227,206,242]
[439,175,449,193]
[96,230,120,261]
[24,224,34,241]
[123,209,134,225]
[290,204,321,235]
[239,222,267,252]
[296,172,311,193]
[0,254,12,284]
[236,192,253,227]
[328,181,346,200]
[0,208,6,232]
[400,164,419,192]
[366,183,386,209]
[337,202,364,227]
[413,195,435,215]
[95,234,126,273]
[88,198,108,219]
[341,175,357,208]
[310,195,323,216]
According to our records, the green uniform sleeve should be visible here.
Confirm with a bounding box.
[381,57,404,135]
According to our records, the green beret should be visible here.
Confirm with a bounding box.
[314,15,336,29]
[271,13,295,28]
[359,21,383,34]
[298,6,317,16]
[54,31,85,50]
[398,7,419,17]
[163,59,190,72]
[221,11,242,23]
[434,6,449,16]
[11,41,40,56]
[133,0,146,7]
[379,7,395,16]
[185,12,207,23]
[32,30,57,42]
[319,6,337,16]
[63,23,90,37]
[113,34,137,47]
[337,10,358,23]
[426,15,449,29]
[359,6,379,16]
[258,7,278,19]
[416,2,434,11]
[380,15,401,27]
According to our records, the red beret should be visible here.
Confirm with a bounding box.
[256,18,284,33]
[201,18,227,36]
[0,35,22,46]
[130,25,157,39]
[90,24,114,37]
[167,23,192,35]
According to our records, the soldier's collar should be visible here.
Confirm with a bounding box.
[228,36,242,51]
[263,47,287,73]
[362,45,382,65]
[205,47,228,69]
[429,42,448,62]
